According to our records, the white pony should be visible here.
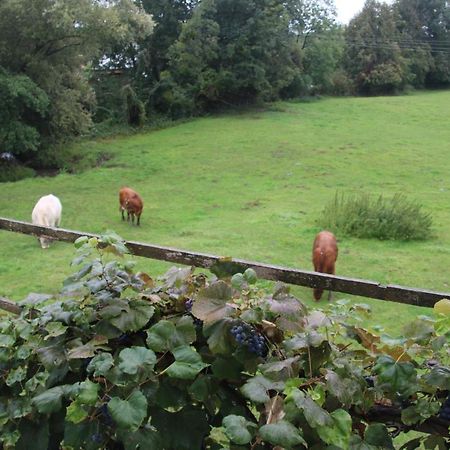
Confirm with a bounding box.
[31,194,62,248]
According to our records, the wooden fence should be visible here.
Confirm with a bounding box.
[1,217,449,308]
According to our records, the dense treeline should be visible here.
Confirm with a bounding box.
[0,0,449,176]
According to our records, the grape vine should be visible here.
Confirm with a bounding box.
[0,232,449,449]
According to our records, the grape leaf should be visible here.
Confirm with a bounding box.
[192,281,234,324]
[259,421,307,448]
[223,414,256,444]
[373,355,418,398]
[315,409,352,449]
[66,401,88,424]
[118,346,156,375]
[108,390,148,431]
[166,346,209,380]
[86,353,114,377]
[289,389,332,428]
[241,376,284,403]
[32,385,72,414]
[146,316,196,352]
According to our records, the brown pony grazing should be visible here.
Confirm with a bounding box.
[119,187,143,225]
[312,230,338,301]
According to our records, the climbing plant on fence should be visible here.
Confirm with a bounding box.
[0,232,449,449]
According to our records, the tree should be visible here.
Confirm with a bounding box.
[394,0,450,87]
[139,0,199,82]
[0,0,153,164]
[284,0,337,48]
[344,0,409,94]
[302,26,347,94]
[0,70,49,158]
[160,0,300,114]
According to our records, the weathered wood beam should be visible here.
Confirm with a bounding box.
[0,296,22,315]
[1,217,449,308]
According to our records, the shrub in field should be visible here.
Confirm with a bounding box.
[0,163,35,182]
[0,233,449,449]
[318,192,432,240]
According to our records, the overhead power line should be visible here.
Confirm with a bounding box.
[344,39,450,55]
[310,33,450,55]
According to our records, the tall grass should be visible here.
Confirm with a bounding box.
[318,193,432,240]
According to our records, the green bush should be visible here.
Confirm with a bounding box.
[0,233,449,449]
[0,163,35,182]
[318,192,432,240]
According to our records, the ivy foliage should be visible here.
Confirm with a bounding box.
[0,232,449,449]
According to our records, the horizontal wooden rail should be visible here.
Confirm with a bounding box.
[1,217,449,308]
[0,296,22,315]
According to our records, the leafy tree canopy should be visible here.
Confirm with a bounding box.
[0,0,153,160]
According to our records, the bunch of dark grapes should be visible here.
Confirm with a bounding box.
[91,433,103,444]
[231,323,267,357]
[439,394,450,422]
[185,298,193,312]
[117,334,132,345]
[364,376,375,387]
[185,298,202,328]
[98,403,114,426]
[81,357,93,370]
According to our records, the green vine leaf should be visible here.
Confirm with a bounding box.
[259,421,307,448]
[0,334,15,348]
[222,414,257,445]
[146,320,176,351]
[325,370,364,407]
[284,330,326,351]
[166,345,209,380]
[373,355,418,399]
[73,379,99,405]
[315,409,352,449]
[86,353,114,377]
[110,300,155,332]
[43,321,68,340]
[118,346,156,375]
[357,423,395,449]
[288,389,333,428]
[424,366,450,390]
[108,390,148,431]
[401,398,441,425]
[66,401,88,424]
[6,366,27,386]
[146,316,196,352]
[32,385,73,414]
[241,376,284,403]
[203,318,234,355]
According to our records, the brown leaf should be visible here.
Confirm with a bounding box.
[137,272,154,287]
[354,327,380,352]
[378,345,411,362]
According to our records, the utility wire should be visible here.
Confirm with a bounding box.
[344,40,450,55]
[309,34,450,55]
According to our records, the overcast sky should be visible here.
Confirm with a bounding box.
[335,0,393,24]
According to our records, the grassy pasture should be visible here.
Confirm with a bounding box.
[1,90,450,335]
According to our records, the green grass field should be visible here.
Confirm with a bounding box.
[1,90,450,335]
